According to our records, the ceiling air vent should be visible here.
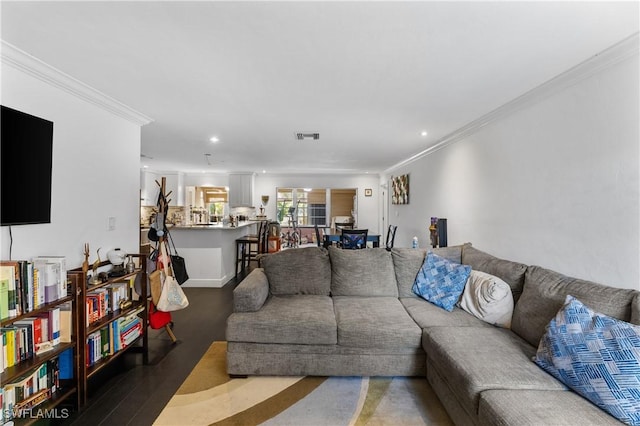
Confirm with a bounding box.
[295,132,319,141]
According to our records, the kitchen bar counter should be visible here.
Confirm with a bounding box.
[168,222,257,288]
[171,221,255,230]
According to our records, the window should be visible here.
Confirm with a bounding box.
[276,188,294,223]
[275,188,355,227]
[203,187,227,221]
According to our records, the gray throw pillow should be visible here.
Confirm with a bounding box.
[261,247,331,295]
[329,247,398,296]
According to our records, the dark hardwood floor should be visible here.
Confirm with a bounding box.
[61,275,242,426]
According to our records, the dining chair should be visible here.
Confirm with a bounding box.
[340,228,368,249]
[335,222,354,231]
[385,224,398,250]
[314,224,323,247]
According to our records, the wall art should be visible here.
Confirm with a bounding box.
[391,174,409,204]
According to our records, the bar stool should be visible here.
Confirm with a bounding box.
[248,221,270,268]
[235,235,255,279]
[235,220,265,279]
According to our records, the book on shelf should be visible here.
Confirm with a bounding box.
[0,270,9,320]
[59,302,72,343]
[2,326,18,368]
[58,348,73,380]
[17,261,34,315]
[0,262,19,319]
[36,307,60,346]
[32,256,67,301]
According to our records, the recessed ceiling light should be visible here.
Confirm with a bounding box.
[421,131,428,137]
[210,136,219,143]
[262,170,266,174]
[143,165,148,168]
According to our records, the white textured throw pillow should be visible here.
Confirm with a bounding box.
[459,270,514,328]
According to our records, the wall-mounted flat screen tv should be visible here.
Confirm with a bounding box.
[1,105,54,226]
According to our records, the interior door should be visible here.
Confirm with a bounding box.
[381,180,390,242]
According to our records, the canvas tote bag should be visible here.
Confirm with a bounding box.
[156,240,189,312]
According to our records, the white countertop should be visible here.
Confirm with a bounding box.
[170,221,255,230]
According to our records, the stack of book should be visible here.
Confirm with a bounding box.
[0,356,60,423]
[85,282,129,327]
[0,304,72,374]
[86,310,143,367]
[0,257,67,320]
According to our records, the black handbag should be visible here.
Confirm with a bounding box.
[168,231,189,285]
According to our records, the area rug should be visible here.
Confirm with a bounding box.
[153,342,453,426]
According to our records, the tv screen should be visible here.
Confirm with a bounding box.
[1,105,54,226]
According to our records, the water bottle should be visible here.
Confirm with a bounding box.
[412,236,419,249]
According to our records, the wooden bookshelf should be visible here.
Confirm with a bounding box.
[0,269,81,424]
[68,254,148,406]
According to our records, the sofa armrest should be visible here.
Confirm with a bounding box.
[233,268,269,312]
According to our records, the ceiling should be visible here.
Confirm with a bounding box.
[2,1,638,175]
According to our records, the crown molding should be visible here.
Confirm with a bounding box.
[1,40,153,126]
[384,32,640,175]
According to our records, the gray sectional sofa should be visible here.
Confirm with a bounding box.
[226,244,638,425]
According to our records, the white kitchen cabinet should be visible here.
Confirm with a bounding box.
[140,171,185,206]
[228,173,255,207]
[140,170,159,206]
[163,172,185,206]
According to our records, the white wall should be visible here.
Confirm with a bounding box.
[0,60,144,268]
[384,51,639,289]
[254,173,381,233]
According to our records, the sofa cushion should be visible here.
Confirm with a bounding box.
[226,295,337,345]
[412,252,471,311]
[535,296,640,425]
[401,297,491,329]
[461,245,527,303]
[329,246,398,297]
[458,270,514,328]
[232,268,269,312]
[261,247,331,295]
[391,245,466,297]
[478,390,623,425]
[511,265,639,347]
[424,326,567,415]
[333,296,422,349]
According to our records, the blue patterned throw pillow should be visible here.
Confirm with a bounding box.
[535,295,640,425]
[412,252,471,311]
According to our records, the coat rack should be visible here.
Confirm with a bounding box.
[154,177,177,343]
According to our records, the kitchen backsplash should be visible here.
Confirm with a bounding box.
[141,205,256,226]
[140,206,185,226]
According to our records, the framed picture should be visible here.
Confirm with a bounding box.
[364,188,372,197]
[391,174,409,204]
